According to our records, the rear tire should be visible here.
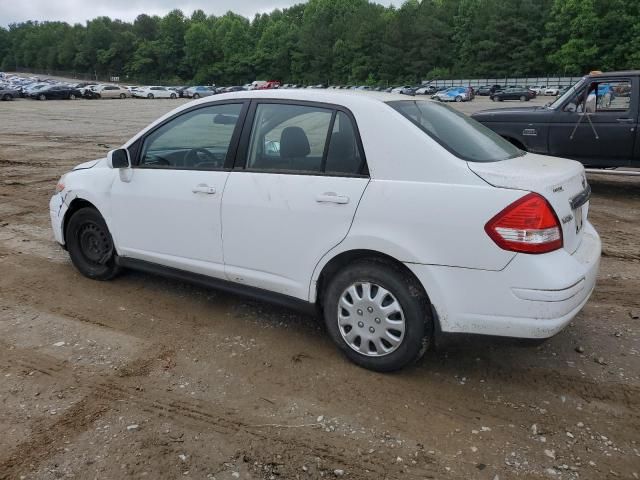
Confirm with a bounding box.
[120,93,126,99]
[170,93,177,99]
[38,94,46,101]
[65,207,120,281]
[455,95,462,102]
[193,93,200,99]
[323,260,432,372]
[2,93,11,101]
[69,93,76,100]
[147,93,154,99]
[519,95,526,101]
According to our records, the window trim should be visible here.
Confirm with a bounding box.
[132,100,249,171]
[233,99,369,178]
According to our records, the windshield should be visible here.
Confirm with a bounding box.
[388,100,524,162]
[548,78,586,109]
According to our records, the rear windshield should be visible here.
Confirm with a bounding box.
[388,100,523,162]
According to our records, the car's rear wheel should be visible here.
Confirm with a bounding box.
[455,95,462,102]
[2,93,12,101]
[69,93,76,100]
[323,260,432,372]
[66,207,120,281]
[519,95,526,102]
[120,93,126,99]
[193,93,200,99]
[38,94,46,101]
[491,96,496,101]
[147,93,154,99]
[170,93,177,99]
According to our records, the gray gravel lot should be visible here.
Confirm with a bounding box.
[0,94,639,480]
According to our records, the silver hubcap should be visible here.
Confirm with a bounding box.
[338,282,405,357]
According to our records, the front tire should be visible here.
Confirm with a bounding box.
[519,95,526,102]
[323,260,432,372]
[120,93,126,99]
[170,93,177,99]
[193,93,200,99]
[38,94,46,101]
[65,207,120,281]
[455,95,462,102]
[147,93,154,99]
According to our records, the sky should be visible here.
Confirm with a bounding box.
[0,0,398,27]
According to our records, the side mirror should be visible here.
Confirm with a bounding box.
[108,148,130,168]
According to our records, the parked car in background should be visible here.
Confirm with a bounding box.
[23,83,49,97]
[391,85,413,94]
[133,86,177,99]
[0,86,19,100]
[257,80,281,90]
[544,86,561,96]
[50,89,600,372]
[94,84,129,99]
[476,85,493,96]
[490,87,536,102]
[528,85,547,95]
[472,70,638,168]
[30,84,81,100]
[432,86,471,102]
[184,86,215,99]
[222,86,246,93]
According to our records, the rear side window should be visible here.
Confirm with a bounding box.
[245,103,366,175]
[388,100,523,162]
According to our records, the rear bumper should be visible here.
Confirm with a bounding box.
[407,222,601,339]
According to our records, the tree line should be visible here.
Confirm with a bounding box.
[1,0,638,86]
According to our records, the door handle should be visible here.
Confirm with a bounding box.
[192,184,216,194]
[616,117,634,123]
[315,192,349,204]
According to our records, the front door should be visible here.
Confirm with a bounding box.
[548,77,637,166]
[110,102,246,278]
[221,102,369,300]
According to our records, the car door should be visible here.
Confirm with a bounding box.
[548,77,637,166]
[110,101,248,278]
[221,101,370,300]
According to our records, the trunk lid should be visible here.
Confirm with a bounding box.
[468,153,589,254]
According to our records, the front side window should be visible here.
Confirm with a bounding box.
[389,100,523,162]
[139,103,242,170]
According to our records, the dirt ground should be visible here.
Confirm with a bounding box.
[0,95,639,480]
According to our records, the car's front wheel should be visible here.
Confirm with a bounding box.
[147,93,154,99]
[455,95,462,102]
[193,93,200,99]
[120,93,126,99]
[323,260,432,372]
[519,95,526,101]
[170,93,177,99]
[38,94,46,100]
[66,207,120,281]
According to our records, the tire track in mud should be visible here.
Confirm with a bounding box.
[0,345,449,480]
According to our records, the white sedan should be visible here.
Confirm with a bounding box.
[544,86,561,96]
[132,86,177,99]
[49,90,600,371]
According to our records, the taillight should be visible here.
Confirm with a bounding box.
[485,193,562,254]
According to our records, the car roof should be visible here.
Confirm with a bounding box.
[190,89,414,108]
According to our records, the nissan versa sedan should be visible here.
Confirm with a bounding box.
[50,90,600,371]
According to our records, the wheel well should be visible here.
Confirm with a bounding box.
[62,198,97,244]
[316,249,429,306]
[502,136,527,150]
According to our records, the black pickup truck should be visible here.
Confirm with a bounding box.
[472,71,639,167]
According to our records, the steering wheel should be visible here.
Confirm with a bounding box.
[185,148,220,168]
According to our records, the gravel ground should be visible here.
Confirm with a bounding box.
[0,94,639,480]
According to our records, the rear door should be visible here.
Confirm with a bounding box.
[221,101,369,300]
[548,77,637,166]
